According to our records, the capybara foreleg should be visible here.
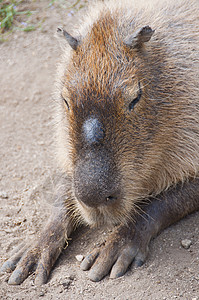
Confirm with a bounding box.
[1,208,73,285]
[81,178,199,281]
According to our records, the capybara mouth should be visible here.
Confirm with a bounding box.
[77,193,119,208]
[105,195,117,204]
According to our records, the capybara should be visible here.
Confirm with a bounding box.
[1,0,199,284]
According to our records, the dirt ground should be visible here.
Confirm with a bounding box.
[0,1,199,299]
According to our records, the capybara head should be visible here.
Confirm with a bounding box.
[56,5,199,226]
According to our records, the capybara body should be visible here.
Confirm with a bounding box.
[1,0,199,285]
[56,0,199,226]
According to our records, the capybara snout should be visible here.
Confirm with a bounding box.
[73,147,120,207]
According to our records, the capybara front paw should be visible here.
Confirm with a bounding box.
[1,238,64,285]
[1,244,40,285]
[80,225,149,282]
[1,246,56,285]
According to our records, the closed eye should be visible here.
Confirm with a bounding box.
[61,94,70,110]
[129,82,142,111]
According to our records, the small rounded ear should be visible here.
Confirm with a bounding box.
[124,26,155,49]
[57,27,80,50]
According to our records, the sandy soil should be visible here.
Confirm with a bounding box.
[0,1,199,299]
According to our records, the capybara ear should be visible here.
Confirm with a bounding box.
[57,27,80,50]
[124,26,154,48]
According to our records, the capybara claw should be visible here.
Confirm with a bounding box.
[134,259,144,268]
[88,270,102,282]
[0,261,16,273]
[34,268,48,286]
[80,249,100,271]
[8,269,25,285]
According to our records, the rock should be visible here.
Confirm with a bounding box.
[0,191,8,199]
[181,239,192,249]
[75,254,84,262]
[38,290,45,297]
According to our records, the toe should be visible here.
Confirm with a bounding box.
[110,246,138,279]
[80,248,100,271]
[1,245,28,274]
[8,268,28,285]
[1,260,16,273]
[87,249,118,281]
[133,246,148,268]
[34,263,48,286]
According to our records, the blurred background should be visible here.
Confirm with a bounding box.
[0,0,89,41]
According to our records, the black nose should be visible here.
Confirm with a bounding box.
[83,117,105,145]
[73,150,119,207]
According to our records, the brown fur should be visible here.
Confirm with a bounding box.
[55,0,199,226]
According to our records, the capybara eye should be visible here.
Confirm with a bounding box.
[61,95,70,110]
[129,82,142,111]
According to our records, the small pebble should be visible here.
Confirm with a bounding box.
[75,254,84,262]
[65,273,74,280]
[38,290,45,297]
[181,239,192,249]
[0,191,8,199]
[62,279,71,289]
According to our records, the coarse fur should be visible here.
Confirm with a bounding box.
[54,0,199,227]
